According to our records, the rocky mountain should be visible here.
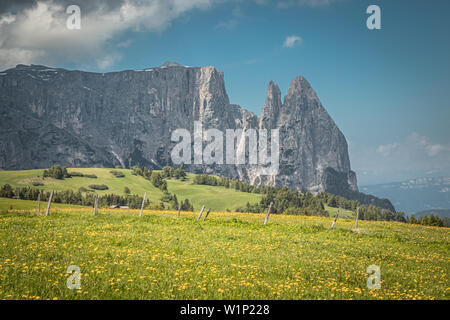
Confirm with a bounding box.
[0,62,394,210]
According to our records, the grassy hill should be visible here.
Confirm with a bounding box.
[0,208,448,300]
[0,168,262,212]
[0,168,356,217]
[324,205,354,219]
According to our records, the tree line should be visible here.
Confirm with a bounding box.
[130,166,191,210]
[193,174,413,223]
[0,184,194,212]
[131,166,187,191]
[407,214,449,227]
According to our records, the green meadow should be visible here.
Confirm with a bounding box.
[0,208,448,300]
[2,168,443,301]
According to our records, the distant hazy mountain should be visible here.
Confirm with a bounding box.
[361,177,450,215]
[414,209,450,219]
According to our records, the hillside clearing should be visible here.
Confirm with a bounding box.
[0,168,261,212]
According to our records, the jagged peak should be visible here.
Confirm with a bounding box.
[284,75,320,106]
[265,80,281,106]
[260,80,282,127]
[288,76,312,92]
[267,80,280,92]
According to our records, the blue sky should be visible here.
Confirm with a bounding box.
[1,0,449,185]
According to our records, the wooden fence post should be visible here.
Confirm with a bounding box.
[177,202,181,218]
[203,208,211,221]
[139,192,147,217]
[331,208,340,229]
[354,207,359,231]
[45,190,54,216]
[37,192,41,215]
[93,194,98,216]
[197,205,205,221]
[264,202,273,226]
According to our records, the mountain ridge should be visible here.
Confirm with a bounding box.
[0,63,394,210]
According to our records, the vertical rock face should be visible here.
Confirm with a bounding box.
[260,80,282,129]
[257,76,358,193]
[0,62,360,197]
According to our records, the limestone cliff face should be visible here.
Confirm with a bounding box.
[0,62,393,208]
[257,76,357,193]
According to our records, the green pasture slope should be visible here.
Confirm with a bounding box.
[0,209,448,300]
[0,168,261,212]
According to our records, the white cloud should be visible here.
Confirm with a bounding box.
[117,39,133,48]
[350,133,450,185]
[427,144,446,157]
[0,0,214,70]
[283,35,302,48]
[409,132,448,157]
[97,53,122,70]
[376,143,398,157]
[0,14,15,25]
[0,0,339,69]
